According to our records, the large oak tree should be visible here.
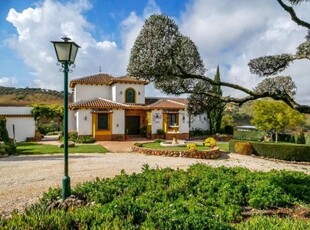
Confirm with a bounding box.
[127,0,310,114]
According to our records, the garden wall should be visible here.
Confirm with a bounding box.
[132,146,220,159]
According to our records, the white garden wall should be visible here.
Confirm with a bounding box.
[6,117,35,142]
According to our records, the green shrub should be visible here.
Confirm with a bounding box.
[134,143,143,147]
[305,133,310,145]
[76,135,96,144]
[156,129,165,135]
[233,130,266,141]
[229,139,310,162]
[59,131,78,142]
[296,132,306,144]
[235,216,310,230]
[1,164,309,229]
[154,138,164,143]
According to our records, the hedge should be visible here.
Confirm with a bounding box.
[229,139,310,162]
[233,130,266,141]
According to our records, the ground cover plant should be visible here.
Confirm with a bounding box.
[1,164,309,229]
[16,142,108,154]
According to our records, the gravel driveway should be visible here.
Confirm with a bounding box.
[1,152,309,217]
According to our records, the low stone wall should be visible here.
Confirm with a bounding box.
[132,146,220,159]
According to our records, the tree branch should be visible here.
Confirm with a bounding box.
[277,0,310,29]
[175,65,310,113]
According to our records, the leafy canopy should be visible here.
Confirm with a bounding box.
[251,99,305,134]
[128,0,310,114]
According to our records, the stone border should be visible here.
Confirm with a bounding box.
[132,146,220,159]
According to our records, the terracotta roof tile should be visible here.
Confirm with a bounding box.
[108,76,148,85]
[69,98,126,109]
[147,99,186,110]
[0,114,32,117]
[70,74,148,88]
[70,74,114,88]
[124,103,147,110]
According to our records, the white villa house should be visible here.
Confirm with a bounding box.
[69,73,209,141]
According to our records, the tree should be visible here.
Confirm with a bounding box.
[127,0,310,114]
[188,66,225,134]
[209,66,225,133]
[251,99,305,143]
[31,104,63,131]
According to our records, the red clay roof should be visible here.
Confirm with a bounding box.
[0,114,32,117]
[70,74,148,88]
[69,98,126,109]
[70,74,114,88]
[147,99,186,110]
[108,76,148,85]
[70,98,187,110]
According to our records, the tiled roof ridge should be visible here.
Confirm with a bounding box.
[166,99,187,106]
[97,97,129,107]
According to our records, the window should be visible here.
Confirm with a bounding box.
[168,114,178,127]
[98,113,109,130]
[125,88,135,103]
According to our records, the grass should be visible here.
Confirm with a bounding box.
[16,142,108,155]
[141,141,229,151]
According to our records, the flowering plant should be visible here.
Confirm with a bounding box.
[186,143,197,151]
[205,137,217,147]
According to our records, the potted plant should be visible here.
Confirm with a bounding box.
[156,129,165,139]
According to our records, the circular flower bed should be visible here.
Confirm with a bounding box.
[132,143,220,159]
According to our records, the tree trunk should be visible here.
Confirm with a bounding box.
[275,131,278,143]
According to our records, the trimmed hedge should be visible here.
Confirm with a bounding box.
[233,130,266,141]
[229,139,310,162]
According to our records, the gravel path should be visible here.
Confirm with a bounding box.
[1,152,309,217]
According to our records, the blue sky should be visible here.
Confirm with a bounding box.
[0,0,310,104]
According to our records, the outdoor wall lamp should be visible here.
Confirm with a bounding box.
[120,91,123,95]
[84,115,87,121]
[51,36,80,201]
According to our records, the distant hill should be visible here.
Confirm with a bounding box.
[0,86,72,106]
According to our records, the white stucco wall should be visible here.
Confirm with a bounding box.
[76,110,92,135]
[6,117,35,142]
[112,110,125,134]
[68,110,76,132]
[189,113,209,131]
[151,110,163,134]
[178,111,189,133]
[75,84,112,101]
[112,84,145,104]
[0,106,35,142]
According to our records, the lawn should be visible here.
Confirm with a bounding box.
[16,142,108,154]
[141,141,229,151]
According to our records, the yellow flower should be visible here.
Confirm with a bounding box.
[205,137,217,147]
[186,143,197,151]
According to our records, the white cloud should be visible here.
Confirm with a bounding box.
[0,77,17,86]
[5,0,163,96]
[179,0,310,104]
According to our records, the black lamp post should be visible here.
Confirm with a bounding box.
[51,37,80,201]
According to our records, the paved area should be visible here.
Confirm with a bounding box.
[0,150,309,217]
